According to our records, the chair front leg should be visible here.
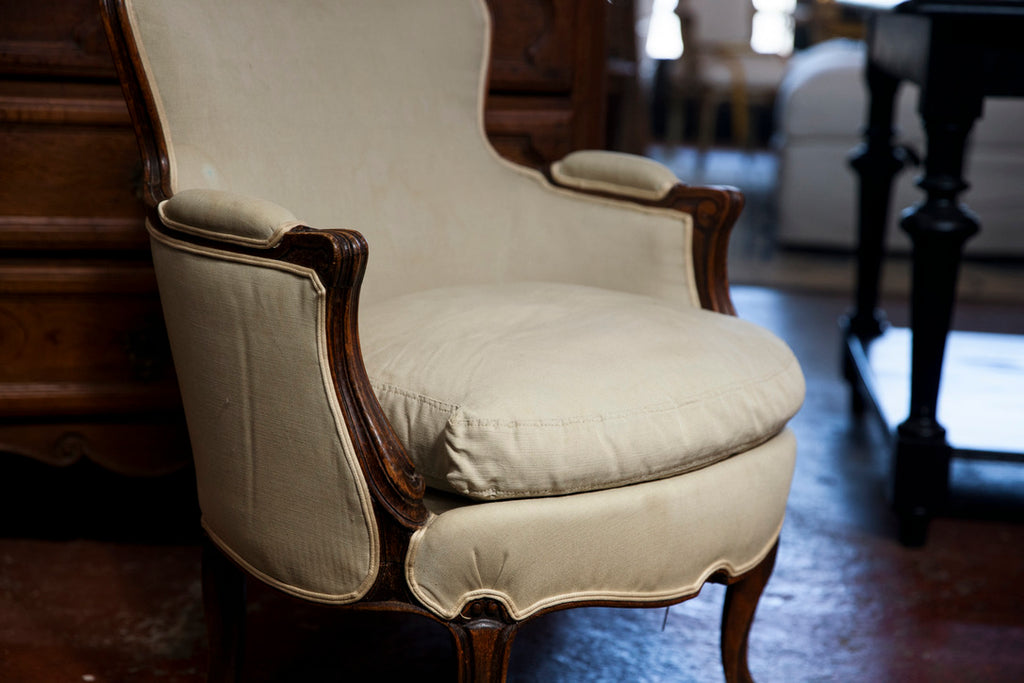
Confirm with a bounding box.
[720,541,779,683]
[447,599,520,683]
[202,536,247,683]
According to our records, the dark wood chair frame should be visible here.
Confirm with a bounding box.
[101,1,778,680]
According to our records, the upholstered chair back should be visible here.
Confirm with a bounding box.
[126,0,698,305]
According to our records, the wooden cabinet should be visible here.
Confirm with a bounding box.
[0,0,187,475]
[0,0,607,476]
[484,0,607,167]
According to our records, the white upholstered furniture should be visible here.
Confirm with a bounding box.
[101,1,804,680]
[776,38,1024,256]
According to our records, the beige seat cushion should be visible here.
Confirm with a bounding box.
[361,282,804,500]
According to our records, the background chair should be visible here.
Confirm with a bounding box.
[101,0,804,680]
[673,0,789,149]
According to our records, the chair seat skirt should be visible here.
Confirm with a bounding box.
[407,428,796,620]
[362,282,804,501]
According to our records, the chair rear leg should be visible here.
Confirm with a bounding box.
[447,600,519,683]
[720,541,779,683]
[202,536,247,683]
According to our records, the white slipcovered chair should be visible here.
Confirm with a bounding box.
[101,1,804,681]
[775,38,1024,256]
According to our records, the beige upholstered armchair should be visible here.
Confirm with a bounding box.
[101,1,804,681]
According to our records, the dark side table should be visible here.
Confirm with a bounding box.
[840,0,1024,545]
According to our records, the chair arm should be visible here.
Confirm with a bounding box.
[549,150,680,202]
[158,188,301,248]
[546,152,743,316]
[149,204,429,547]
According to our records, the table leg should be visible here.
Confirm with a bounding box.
[894,111,980,545]
[843,62,909,415]
[846,63,906,342]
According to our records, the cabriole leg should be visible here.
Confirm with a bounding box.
[721,542,779,683]
[448,599,519,683]
[202,536,247,683]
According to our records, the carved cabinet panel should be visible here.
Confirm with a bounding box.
[484,0,608,167]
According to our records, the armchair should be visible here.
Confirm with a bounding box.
[673,0,789,149]
[101,1,804,681]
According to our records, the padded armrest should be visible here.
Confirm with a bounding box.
[158,188,301,248]
[549,150,680,202]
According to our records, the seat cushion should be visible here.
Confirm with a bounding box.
[360,282,804,500]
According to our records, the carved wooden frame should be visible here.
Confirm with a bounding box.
[102,1,773,681]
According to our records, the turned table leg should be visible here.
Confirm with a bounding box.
[843,59,911,416]
[846,62,906,342]
[893,105,980,545]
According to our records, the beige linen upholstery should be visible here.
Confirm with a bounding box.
[550,150,681,201]
[150,228,378,603]
[362,283,803,500]
[409,430,796,620]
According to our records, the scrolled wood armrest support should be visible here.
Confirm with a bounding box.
[546,155,743,316]
[148,213,428,539]
[661,184,743,316]
[276,227,429,532]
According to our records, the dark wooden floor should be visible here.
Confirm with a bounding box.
[1,283,1023,682]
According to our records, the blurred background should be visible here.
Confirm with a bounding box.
[604,0,1024,304]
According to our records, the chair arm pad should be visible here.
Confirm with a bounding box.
[158,188,301,248]
[549,150,680,201]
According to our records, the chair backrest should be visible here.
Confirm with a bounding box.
[120,0,699,306]
[122,0,513,302]
[682,0,754,46]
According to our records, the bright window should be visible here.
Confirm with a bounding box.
[751,0,796,55]
[645,0,684,60]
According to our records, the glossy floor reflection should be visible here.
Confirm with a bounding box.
[2,286,1023,682]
